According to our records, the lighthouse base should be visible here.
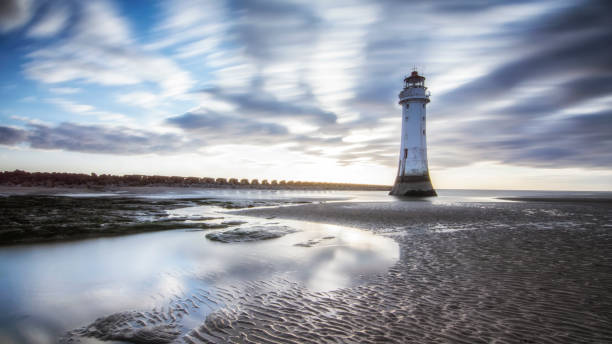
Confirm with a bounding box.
[389,175,437,197]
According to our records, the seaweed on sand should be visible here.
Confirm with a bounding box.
[0,196,226,245]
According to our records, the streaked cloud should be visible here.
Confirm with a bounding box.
[48,87,81,95]
[117,92,161,109]
[47,98,126,122]
[26,3,69,38]
[0,0,611,188]
[0,122,194,154]
[22,0,194,99]
[0,126,28,145]
[0,0,34,32]
[167,109,289,139]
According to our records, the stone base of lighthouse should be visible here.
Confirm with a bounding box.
[389,175,437,197]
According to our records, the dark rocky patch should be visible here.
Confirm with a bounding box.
[205,225,297,243]
[0,196,229,245]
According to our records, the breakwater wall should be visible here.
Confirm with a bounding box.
[0,170,390,191]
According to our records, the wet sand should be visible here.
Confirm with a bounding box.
[4,191,612,343]
[188,200,612,343]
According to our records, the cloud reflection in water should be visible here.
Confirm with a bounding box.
[0,206,398,341]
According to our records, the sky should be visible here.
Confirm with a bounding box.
[0,0,611,190]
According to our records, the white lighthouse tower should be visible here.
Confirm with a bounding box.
[389,71,437,196]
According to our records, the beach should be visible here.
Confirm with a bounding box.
[205,197,612,343]
[0,189,611,343]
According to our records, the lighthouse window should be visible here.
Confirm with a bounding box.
[404,149,408,159]
[423,104,425,108]
[423,130,426,135]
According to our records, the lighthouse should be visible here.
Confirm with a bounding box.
[389,71,437,197]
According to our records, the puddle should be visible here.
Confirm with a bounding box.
[0,203,398,342]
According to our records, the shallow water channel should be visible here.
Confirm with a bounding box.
[0,201,398,343]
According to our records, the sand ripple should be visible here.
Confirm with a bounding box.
[63,311,180,343]
[198,201,612,343]
[65,200,612,343]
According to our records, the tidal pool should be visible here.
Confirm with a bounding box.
[0,203,398,343]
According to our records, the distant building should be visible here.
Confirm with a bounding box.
[390,71,437,197]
